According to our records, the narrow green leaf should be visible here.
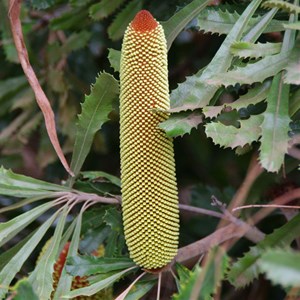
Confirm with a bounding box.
[0,211,60,299]
[207,51,290,87]
[81,171,121,187]
[259,73,291,172]
[89,0,125,21]
[29,206,69,300]
[205,115,263,149]
[228,213,300,287]
[161,0,211,50]
[124,280,156,300]
[62,31,92,53]
[203,82,270,118]
[230,41,282,58]
[107,0,142,41]
[63,266,137,298]
[11,279,39,300]
[108,48,121,73]
[70,72,119,178]
[159,111,203,138]
[284,21,300,30]
[175,262,192,292]
[53,213,83,299]
[0,167,69,196]
[258,249,300,287]
[170,0,263,112]
[0,201,54,247]
[103,207,122,232]
[262,0,300,14]
[66,256,135,277]
[0,76,28,99]
[195,7,284,36]
[30,0,55,9]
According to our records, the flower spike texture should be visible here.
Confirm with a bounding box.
[120,10,179,269]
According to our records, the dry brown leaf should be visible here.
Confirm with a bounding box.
[8,0,73,176]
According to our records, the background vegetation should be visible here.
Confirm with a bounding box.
[0,0,300,299]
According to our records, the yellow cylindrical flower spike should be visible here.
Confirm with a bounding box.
[120,10,179,270]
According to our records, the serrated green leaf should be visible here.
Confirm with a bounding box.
[207,51,290,87]
[108,0,142,41]
[103,207,122,232]
[175,262,192,292]
[81,171,121,187]
[159,111,203,137]
[162,0,211,50]
[124,280,156,300]
[259,73,291,172]
[203,82,270,118]
[0,211,60,299]
[195,7,284,36]
[194,247,229,300]
[29,206,69,300]
[290,88,300,116]
[70,72,119,178]
[205,115,263,149]
[262,0,300,14]
[170,0,264,112]
[29,0,54,9]
[63,266,137,298]
[50,8,88,30]
[11,279,39,300]
[284,21,300,30]
[230,41,282,58]
[66,256,135,277]
[0,201,54,247]
[258,248,300,287]
[228,213,300,288]
[173,266,201,300]
[89,0,125,21]
[284,43,300,85]
[108,48,121,73]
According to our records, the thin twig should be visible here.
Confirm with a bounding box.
[157,272,162,300]
[233,204,300,211]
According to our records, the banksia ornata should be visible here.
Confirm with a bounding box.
[120,10,179,269]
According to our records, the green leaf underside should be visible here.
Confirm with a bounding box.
[29,207,68,300]
[0,211,60,298]
[228,213,300,288]
[0,201,54,247]
[63,266,137,298]
[205,115,263,149]
[159,111,203,137]
[11,279,39,300]
[124,280,156,300]
[195,7,284,36]
[66,256,135,277]
[258,249,300,287]
[207,51,290,87]
[284,43,300,85]
[89,0,125,21]
[162,0,211,50]
[70,72,119,178]
[259,73,291,172]
[203,82,270,118]
[262,1,300,14]
[107,0,142,41]
[230,41,282,58]
[169,0,264,112]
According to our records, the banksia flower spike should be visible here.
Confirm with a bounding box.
[38,241,112,299]
[120,10,179,270]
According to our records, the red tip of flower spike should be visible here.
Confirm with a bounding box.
[131,10,158,32]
